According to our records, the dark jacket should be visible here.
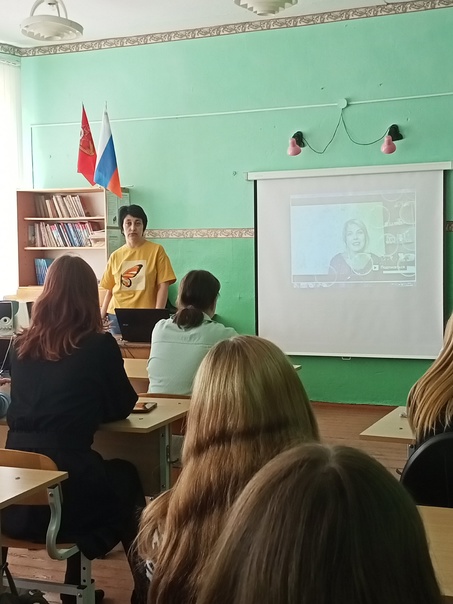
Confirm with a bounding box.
[2,332,138,559]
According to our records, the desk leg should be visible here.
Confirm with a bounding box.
[159,425,170,492]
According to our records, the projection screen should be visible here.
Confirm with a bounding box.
[253,163,450,359]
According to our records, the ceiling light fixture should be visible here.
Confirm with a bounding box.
[234,0,298,17]
[21,0,83,42]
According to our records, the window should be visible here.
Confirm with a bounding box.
[0,57,21,298]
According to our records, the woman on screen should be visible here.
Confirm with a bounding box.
[329,219,380,281]
[197,444,442,604]
[137,335,319,604]
[407,313,453,446]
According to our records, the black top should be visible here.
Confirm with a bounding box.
[7,332,136,438]
[3,332,139,558]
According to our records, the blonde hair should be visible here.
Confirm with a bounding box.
[137,335,319,604]
[197,444,442,604]
[407,314,453,442]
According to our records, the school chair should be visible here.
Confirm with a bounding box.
[400,432,453,507]
[0,448,96,604]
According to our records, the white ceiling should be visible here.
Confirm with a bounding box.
[0,0,414,49]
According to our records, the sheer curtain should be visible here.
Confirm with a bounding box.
[0,58,21,299]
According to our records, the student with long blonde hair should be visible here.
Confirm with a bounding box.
[137,335,319,604]
[197,444,442,604]
[407,313,453,444]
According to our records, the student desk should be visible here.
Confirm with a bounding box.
[0,397,189,497]
[95,397,189,494]
[123,358,149,393]
[419,505,453,597]
[0,465,67,589]
[0,466,67,510]
[122,357,302,394]
[115,337,150,359]
[359,406,414,445]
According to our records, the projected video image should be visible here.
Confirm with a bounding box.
[290,190,416,287]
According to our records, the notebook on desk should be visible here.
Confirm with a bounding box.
[115,308,171,343]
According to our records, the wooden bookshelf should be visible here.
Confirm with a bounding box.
[17,187,112,289]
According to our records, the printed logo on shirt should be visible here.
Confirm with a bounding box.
[120,261,145,290]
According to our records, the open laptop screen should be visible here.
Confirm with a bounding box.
[115,308,171,343]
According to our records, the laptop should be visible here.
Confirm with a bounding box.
[115,308,171,343]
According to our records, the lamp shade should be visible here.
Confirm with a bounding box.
[287,137,302,156]
[381,135,397,154]
[234,0,298,16]
[21,0,83,41]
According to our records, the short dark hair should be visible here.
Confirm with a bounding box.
[119,204,148,232]
[173,270,220,329]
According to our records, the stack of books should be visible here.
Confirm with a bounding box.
[28,222,95,248]
[34,194,87,218]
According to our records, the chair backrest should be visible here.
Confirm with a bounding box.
[0,447,58,505]
[400,432,453,507]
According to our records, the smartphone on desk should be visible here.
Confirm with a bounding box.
[132,401,157,413]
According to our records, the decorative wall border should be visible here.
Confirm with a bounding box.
[145,228,254,239]
[0,44,21,57]
[148,224,453,237]
[3,0,452,57]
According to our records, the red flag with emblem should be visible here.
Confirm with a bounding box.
[77,104,97,186]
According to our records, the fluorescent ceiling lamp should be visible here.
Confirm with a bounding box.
[234,0,298,16]
[21,0,83,42]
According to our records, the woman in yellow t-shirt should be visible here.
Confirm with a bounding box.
[100,204,176,334]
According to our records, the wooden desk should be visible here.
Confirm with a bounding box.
[123,357,301,393]
[359,406,414,445]
[95,396,189,495]
[0,465,68,593]
[0,466,67,510]
[419,505,453,597]
[123,358,148,380]
[115,337,150,359]
[123,358,149,393]
[0,397,189,497]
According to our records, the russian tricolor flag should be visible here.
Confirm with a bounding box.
[94,106,122,198]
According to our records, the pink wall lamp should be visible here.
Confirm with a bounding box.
[287,131,305,156]
[381,124,403,154]
[287,101,404,156]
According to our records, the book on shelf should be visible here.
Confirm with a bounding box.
[34,258,53,285]
[28,222,99,248]
[89,228,106,247]
[28,224,36,246]
[34,194,89,219]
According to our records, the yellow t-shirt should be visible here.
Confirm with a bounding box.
[100,241,176,314]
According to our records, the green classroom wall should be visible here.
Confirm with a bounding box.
[18,7,453,405]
